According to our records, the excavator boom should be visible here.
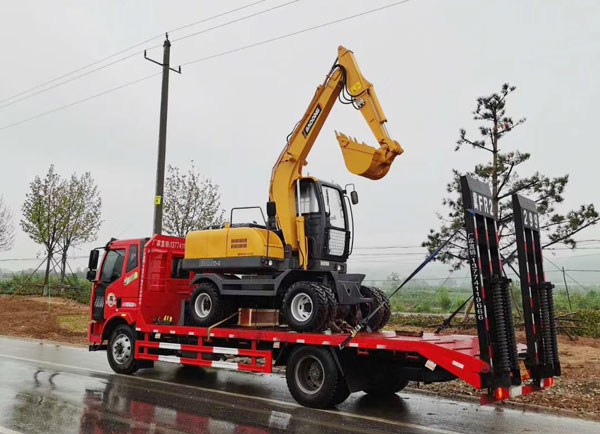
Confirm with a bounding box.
[269,46,404,252]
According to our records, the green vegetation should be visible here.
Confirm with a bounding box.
[0,273,91,304]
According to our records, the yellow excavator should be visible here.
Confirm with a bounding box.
[182,46,404,332]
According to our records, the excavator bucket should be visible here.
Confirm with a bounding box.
[336,132,403,180]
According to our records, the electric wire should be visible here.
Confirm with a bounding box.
[0,0,267,106]
[0,0,412,132]
[0,0,294,111]
[180,0,412,67]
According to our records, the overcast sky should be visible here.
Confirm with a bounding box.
[0,0,598,283]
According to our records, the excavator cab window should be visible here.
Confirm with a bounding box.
[299,182,320,214]
[322,186,346,230]
[299,179,351,263]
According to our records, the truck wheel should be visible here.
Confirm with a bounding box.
[282,282,332,332]
[188,281,235,327]
[363,373,408,396]
[359,286,391,332]
[286,346,348,408]
[107,324,139,375]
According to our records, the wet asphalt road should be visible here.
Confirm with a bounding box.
[0,336,598,434]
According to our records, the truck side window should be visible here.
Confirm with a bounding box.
[100,249,125,284]
[171,257,190,279]
[126,245,138,272]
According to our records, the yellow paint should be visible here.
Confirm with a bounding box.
[185,227,284,259]
[154,195,162,205]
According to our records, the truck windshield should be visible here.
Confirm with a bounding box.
[100,249,125,284]
[322,186,345,229]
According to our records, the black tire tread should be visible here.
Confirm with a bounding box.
[107,324,139,375]
[187,281,236,327]
[360,286,391,332]
[282,281,331,332]
[286,346,348,408]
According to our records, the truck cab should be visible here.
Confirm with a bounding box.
[87,236,191,346]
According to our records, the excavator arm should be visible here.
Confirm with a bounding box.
[269,46,404,254]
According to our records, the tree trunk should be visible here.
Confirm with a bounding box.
[60,250,67,284]
[43,251,52,296]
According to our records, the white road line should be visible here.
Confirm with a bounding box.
[0,352,458,433]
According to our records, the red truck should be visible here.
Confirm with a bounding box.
[87,181,559,409]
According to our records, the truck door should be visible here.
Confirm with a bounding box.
[92,248,126,321]
[120,243,141,309]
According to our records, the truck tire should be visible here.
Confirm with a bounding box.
[359,286,391,332]
[107,324,139,375]
[282,281,332,332]
[188,281,235,327]
[363,372,408,396]
[286,346,348,408]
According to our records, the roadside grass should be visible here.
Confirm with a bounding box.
[57,314,89,333]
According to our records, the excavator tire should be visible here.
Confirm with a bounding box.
[359,286,391,332]
[283,281,333,332]
[311,282,338,324]
[188,281,236,327]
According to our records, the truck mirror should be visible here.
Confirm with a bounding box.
[267,201,277,217]
[350,191,359,205]
[86,269,97,282]
[88,249,99,271]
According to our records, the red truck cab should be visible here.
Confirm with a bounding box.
[88,236,191,347]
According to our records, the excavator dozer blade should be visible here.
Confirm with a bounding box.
[336,132,403,180]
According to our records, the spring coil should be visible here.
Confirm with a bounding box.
[500,278,519,372]
[491,278,511,373]
[538,285,554,367]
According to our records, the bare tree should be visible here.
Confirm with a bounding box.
[0,195,15,252]
[58,172,102,282]
[163,162,225,237]
[423,83,599,270]
[21,165,67,290]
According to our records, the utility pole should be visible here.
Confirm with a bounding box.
[145,33,181,234]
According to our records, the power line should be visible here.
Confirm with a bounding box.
[0,73,160,131]
[0,256,88,262]
[354,245,425,250]
[544,256,589,291]
[0,0,294,112]
[0,0,267,106]
[171,0,299,44]
[181,0,412,67]
[0,0,412,132]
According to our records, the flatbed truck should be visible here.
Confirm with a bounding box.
[87,177,560,409]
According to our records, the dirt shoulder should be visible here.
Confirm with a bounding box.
[0,294,88,346]
[0,296,598,418]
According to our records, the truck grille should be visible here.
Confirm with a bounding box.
[328,229,346,256]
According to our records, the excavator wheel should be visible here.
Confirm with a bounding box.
[188,281,236,327]
[282,281,334,332]
[312,282,338,323]
[358,286,391,332]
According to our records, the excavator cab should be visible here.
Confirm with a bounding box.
[298,178,352,267]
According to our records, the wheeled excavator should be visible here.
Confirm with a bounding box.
[182,46,404,332]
